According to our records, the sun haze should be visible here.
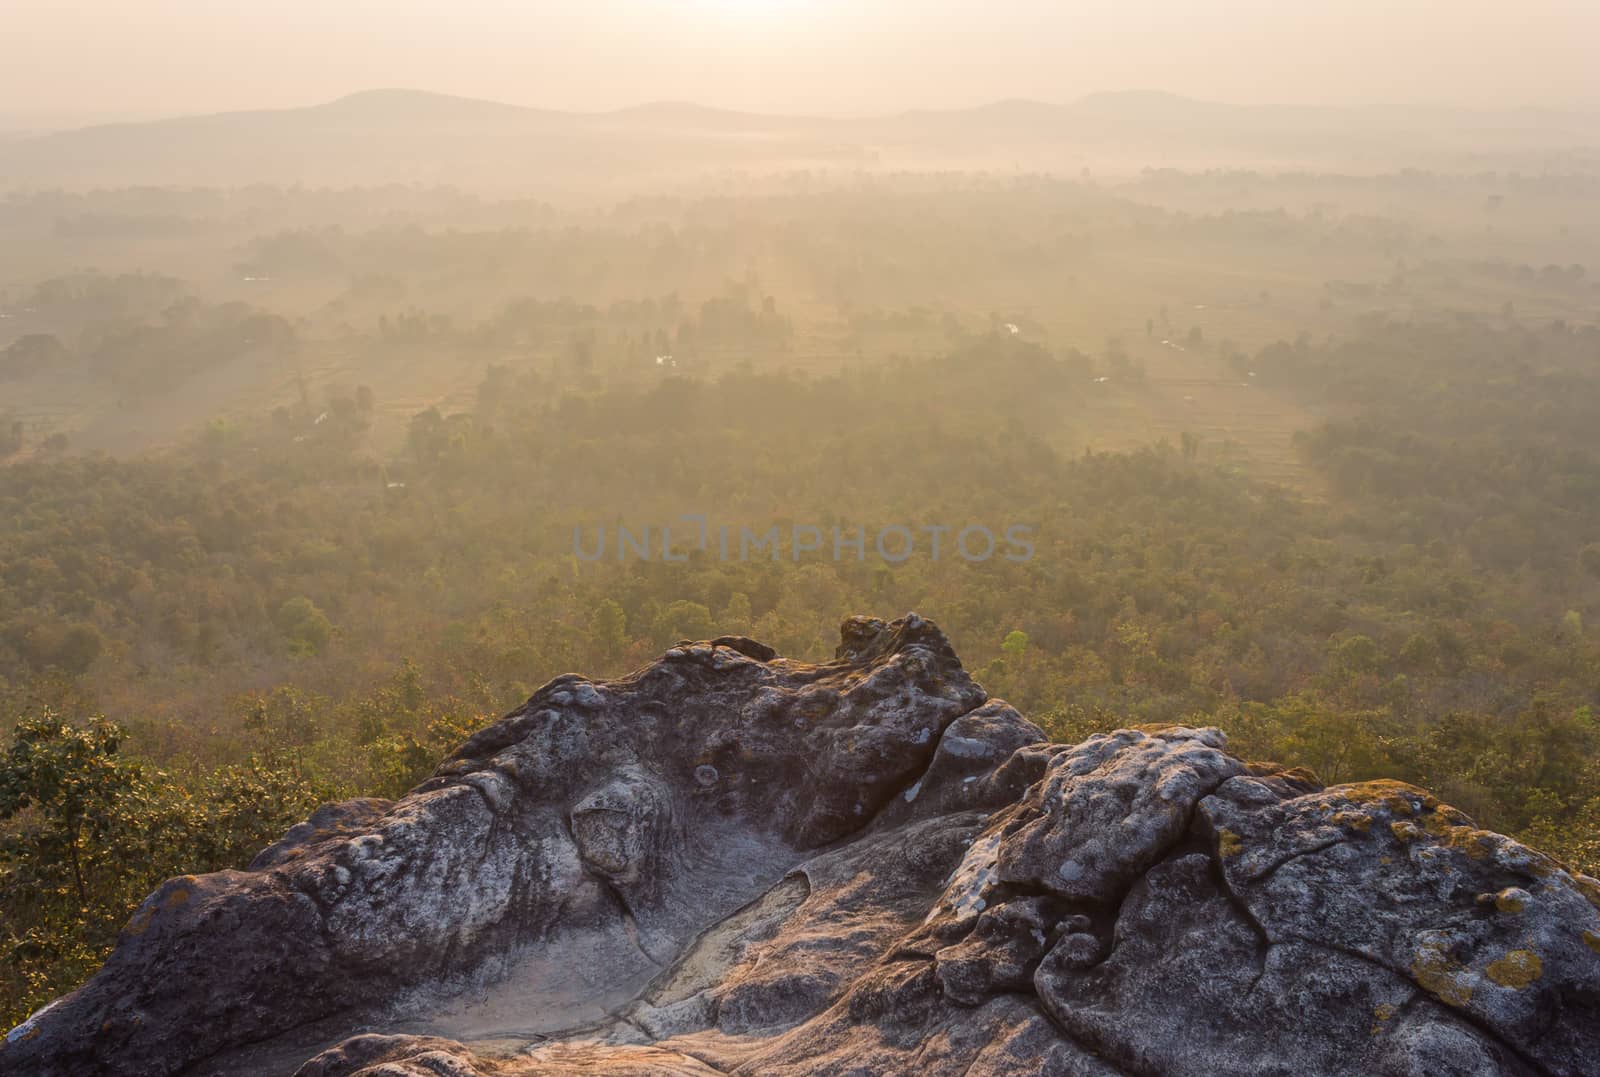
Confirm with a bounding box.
[5,0,1600,1072]
[3,0,1598,128]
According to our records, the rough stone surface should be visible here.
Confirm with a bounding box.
[4,614,1598,1076]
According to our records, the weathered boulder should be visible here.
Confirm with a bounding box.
[4,614,1598,1076]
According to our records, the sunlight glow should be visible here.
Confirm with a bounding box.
[710,0,800,19]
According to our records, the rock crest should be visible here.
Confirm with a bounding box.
[5,614,1598,1076]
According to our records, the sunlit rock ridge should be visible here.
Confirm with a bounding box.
[6,614,1599,1076]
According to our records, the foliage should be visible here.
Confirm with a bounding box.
[1,240,1598,1030]
[0,714,328,1026]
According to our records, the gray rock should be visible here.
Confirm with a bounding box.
[4,614,1597,1076]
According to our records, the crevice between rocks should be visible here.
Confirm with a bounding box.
[864,694,995,830]
[596,876,670,969]
[1203,845,1274,994]
[915,771,1242,1077]
[1070,773,1242,976]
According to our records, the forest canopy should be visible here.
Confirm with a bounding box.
[2,170,1598,1027]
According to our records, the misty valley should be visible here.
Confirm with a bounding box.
[2,76,1599,1077]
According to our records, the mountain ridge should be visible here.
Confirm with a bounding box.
[15,86,1600,139]
[3,86,1596,195]
[15,86,1600,140]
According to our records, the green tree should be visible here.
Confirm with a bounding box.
[1331,634,1382,677]
[719,592,754,634]
[0,714,138,906]
[1561,610,1584,640]
[0,713,330,1026]
[652,600,715,646]
[591,599,628,658]
[275,597,333,656]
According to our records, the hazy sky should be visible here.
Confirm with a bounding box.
[5,1,1598,128]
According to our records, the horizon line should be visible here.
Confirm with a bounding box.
[7,86,1598,139]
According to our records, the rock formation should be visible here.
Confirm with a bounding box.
[5,614,1598,1076]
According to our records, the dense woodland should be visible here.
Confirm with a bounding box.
[2,173,1599,1025]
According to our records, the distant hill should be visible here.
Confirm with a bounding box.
[2,89,1596,193]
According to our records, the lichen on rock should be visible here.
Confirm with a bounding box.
[4,614,1598,1076]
